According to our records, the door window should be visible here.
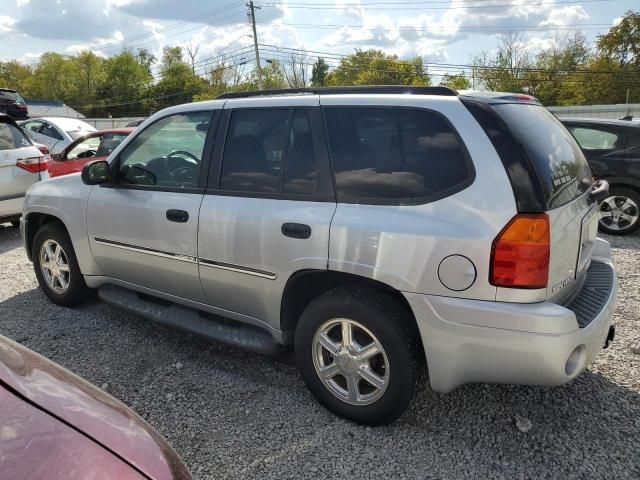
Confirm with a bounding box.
[67,135,101,159]
[23,120,44,133]
[567,126,624,150]
[96,133,129,157]
[118,111,211,188]
[0,122,32,150]
[220,108,319,194]
[40,122,64,141]
[324,107,471,202]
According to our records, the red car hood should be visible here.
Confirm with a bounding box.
[0,336,191,480]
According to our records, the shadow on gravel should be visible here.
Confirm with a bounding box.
[0,223,22,256]
[1,287,639,479]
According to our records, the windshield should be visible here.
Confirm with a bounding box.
[493,104,592,209]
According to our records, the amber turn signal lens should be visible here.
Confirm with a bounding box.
[490,214,550,289]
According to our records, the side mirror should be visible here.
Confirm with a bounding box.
[81,160,111,185]
[51,153,62,161]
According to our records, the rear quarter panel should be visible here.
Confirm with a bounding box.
[326,95,517,301]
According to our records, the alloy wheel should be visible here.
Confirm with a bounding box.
[599,195,639,232]
[39,239,71,294]
[312,318,390,406]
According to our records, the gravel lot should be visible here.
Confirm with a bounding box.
[0,222,639,479]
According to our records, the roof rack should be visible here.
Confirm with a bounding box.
[216,85,457,100]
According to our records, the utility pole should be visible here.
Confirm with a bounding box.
[247,1,263,90]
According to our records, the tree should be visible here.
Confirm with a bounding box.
[311,57,329,86]
[472,32,531,93]
[185,41,201,76]
[99,51,153,116]
[161,46,184,71]
[0,60,32,91]
[282,54,308,88]
[325,49,430,86]
[597,10,640,68]
[136,48,157,74]
[439,73,470,91]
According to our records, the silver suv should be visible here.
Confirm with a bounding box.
[21,87,618,425]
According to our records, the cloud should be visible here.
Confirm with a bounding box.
[118,0,285,27]
[15,0,125,40]
[0,16,17,33]
[539,6,589,26]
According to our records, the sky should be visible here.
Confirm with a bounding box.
[0,0,637,83]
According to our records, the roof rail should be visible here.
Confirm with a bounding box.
[216,85,457,100]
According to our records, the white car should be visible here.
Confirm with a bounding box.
[0,114,46,225]
[19,117,96,155]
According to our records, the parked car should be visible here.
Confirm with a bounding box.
[0,334,191,479]
[0,88,29,120]
[561,118,640,235]
[48,128,134,178]
[19,117,96,156]
[0,114,46,226]
[21,87,617,425]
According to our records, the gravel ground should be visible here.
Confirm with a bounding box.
[0,222,639,479]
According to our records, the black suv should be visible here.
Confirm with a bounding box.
[0,88,29,120]
[562,118,640,235]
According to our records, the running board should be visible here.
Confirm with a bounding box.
[97,285,281,355]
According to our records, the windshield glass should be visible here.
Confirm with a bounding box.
[493,104,592,209]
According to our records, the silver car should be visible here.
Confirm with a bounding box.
[21,87,618,425]
[0,114,46,226]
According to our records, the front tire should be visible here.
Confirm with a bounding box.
[33,223,91,307]
[295,286,422,426]
[598,188,640,235]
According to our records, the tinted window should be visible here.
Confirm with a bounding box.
[567,126,624,150]
[220,109,288,193]
[283,110,319,194]
[0,122,31,150]
[324,108,470,201]
[493,104,592,209]
[23,120,43,133]
[0,91,17,101]
[41,123,63,141]
[119,111,211,188]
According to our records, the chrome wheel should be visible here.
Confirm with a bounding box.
[599,195,639,232]
[39,239,70,294]
[312,318,389,406]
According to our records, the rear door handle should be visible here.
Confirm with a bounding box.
[166,209,189,223]
[281,222,311,239]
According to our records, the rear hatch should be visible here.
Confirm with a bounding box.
[490,103,597,303]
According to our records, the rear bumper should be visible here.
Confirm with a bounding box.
[404,238,617,393]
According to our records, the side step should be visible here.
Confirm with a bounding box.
[98,285,282,355]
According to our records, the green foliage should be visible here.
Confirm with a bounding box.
[439,73,470,91]
[311,57,329,86]
[325,49,430,86]
[597,11,640,68]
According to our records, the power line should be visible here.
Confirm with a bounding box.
[263,0,613,11]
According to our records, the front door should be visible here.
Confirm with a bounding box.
[198,101,336,329]
[87,110,217,302]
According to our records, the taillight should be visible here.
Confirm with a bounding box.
[16,156,47,173]
[490,214,550,289]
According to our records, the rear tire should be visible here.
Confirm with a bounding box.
[295,286,422,426]
[598,188,640,235]
[33,223,91,307]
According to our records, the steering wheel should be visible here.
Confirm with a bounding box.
[166,150,199,182]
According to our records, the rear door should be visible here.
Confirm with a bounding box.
[197,97,336,329]
[0,119,42,217]
[492,104,596,303]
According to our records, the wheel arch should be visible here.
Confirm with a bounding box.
[24,212,68,261]
[280,270,422,349]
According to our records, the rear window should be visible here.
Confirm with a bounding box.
[493,104,592,210]
[0,90,18,101]
[324,107,472,203]
[0,122,32,150]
